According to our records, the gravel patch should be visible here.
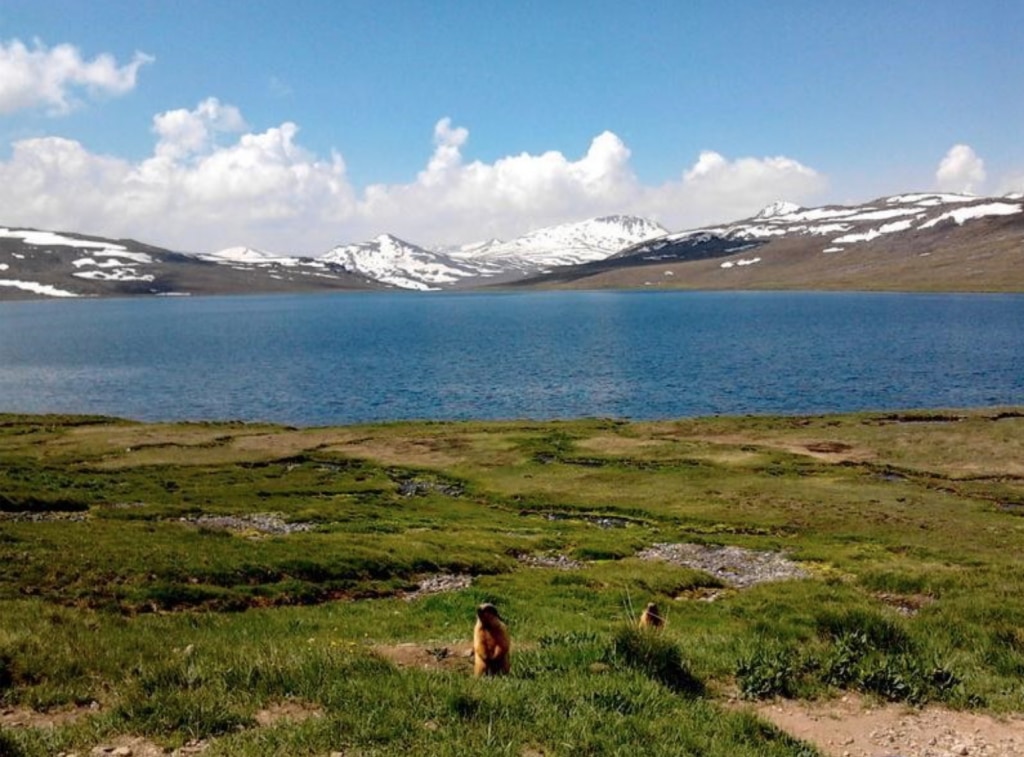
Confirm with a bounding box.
[522,510,644,529]
[178,512,314,535]
[754,693,1024,757]
[515,552,584,570]
[0,511,88,522]
[637,542,808,588]
[403,572,473,600]
[396,478,464,498]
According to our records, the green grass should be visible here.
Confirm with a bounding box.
[1,409,1023,754]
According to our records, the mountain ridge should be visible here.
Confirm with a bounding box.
[510,192,1024,292]
[319,215,667,290]
[2,192,1022,299]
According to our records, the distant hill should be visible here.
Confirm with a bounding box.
[505,193,1024,293]
[3,193,1022,299]
[0,228,379,300]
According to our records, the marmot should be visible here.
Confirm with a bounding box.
[473,602,510,676]
[639,602,665,629]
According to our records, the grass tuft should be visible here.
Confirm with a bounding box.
[608,625,705,697]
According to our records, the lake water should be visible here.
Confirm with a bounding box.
[1,291,1022,426]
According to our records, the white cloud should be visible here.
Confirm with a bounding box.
[936,144,986,194]
[996,171,1024,197]
[0,38,153,115]
[152,97,247,159]
[0,105,826,253]
[0,104,352,252]
[355,123,824,245]
[642,150,826,227]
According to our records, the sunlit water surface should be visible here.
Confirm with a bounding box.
[1,291,1021,425]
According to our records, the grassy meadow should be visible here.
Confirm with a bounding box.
[1,409,1024,755]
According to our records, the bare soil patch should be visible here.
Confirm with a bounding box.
[324,435,471,469]
[2,703,97,728]
[751,693,1024,757]
[874,591,936,617]
[56,735,207,756]
[690,433,877,464]
[372,642,476,672]
[255,699,324,727]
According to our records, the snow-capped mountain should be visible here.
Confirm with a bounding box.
[447,215,666,274]
[4,193,1023,299]
[0,227,375,299]
[619,193,1023,260]
[534,192,1024,292]
[326,215,668,290]
[754,201,803,219]
[320,234,487,291]
[199,246,294,264]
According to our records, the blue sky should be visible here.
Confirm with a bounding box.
[1,0,1021,254]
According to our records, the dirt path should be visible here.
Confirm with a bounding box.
[752,694,1024,756]
[8,687,1024,756]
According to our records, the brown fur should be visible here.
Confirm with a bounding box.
[639,602,665,629]
[473,603,510,676]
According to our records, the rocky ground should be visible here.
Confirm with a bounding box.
[637,542,809,587]
[751,694,1024,757]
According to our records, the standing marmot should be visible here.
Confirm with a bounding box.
[473,603,510,676]
[639,602,665,629]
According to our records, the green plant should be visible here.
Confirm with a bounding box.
[608,625,704,696]
[736,641,797,700]
[821,631,869,688]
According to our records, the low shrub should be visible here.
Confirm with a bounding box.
[607,625,704,696]
[816,608,913,655]
[736,640,797,700]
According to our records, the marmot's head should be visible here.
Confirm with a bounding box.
[476,603,502,623]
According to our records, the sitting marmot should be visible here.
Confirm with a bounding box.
[473,603,510,676]
[639,601,665,629]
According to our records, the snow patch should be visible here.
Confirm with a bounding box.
[781,207,863,222]
[832,229,882,244]
[0,279,80,297]
[886,193,976,205]
[0,228,128,251]
[73,269,155,282]
[878,219,915,234]
[831,218,915,245]
[805,223,853,236]
[72,257,149,269]
[919,202,1022,229]
[845,208,923,222]
[720,257,762,268]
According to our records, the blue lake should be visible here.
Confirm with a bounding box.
[1,291,1022,426]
